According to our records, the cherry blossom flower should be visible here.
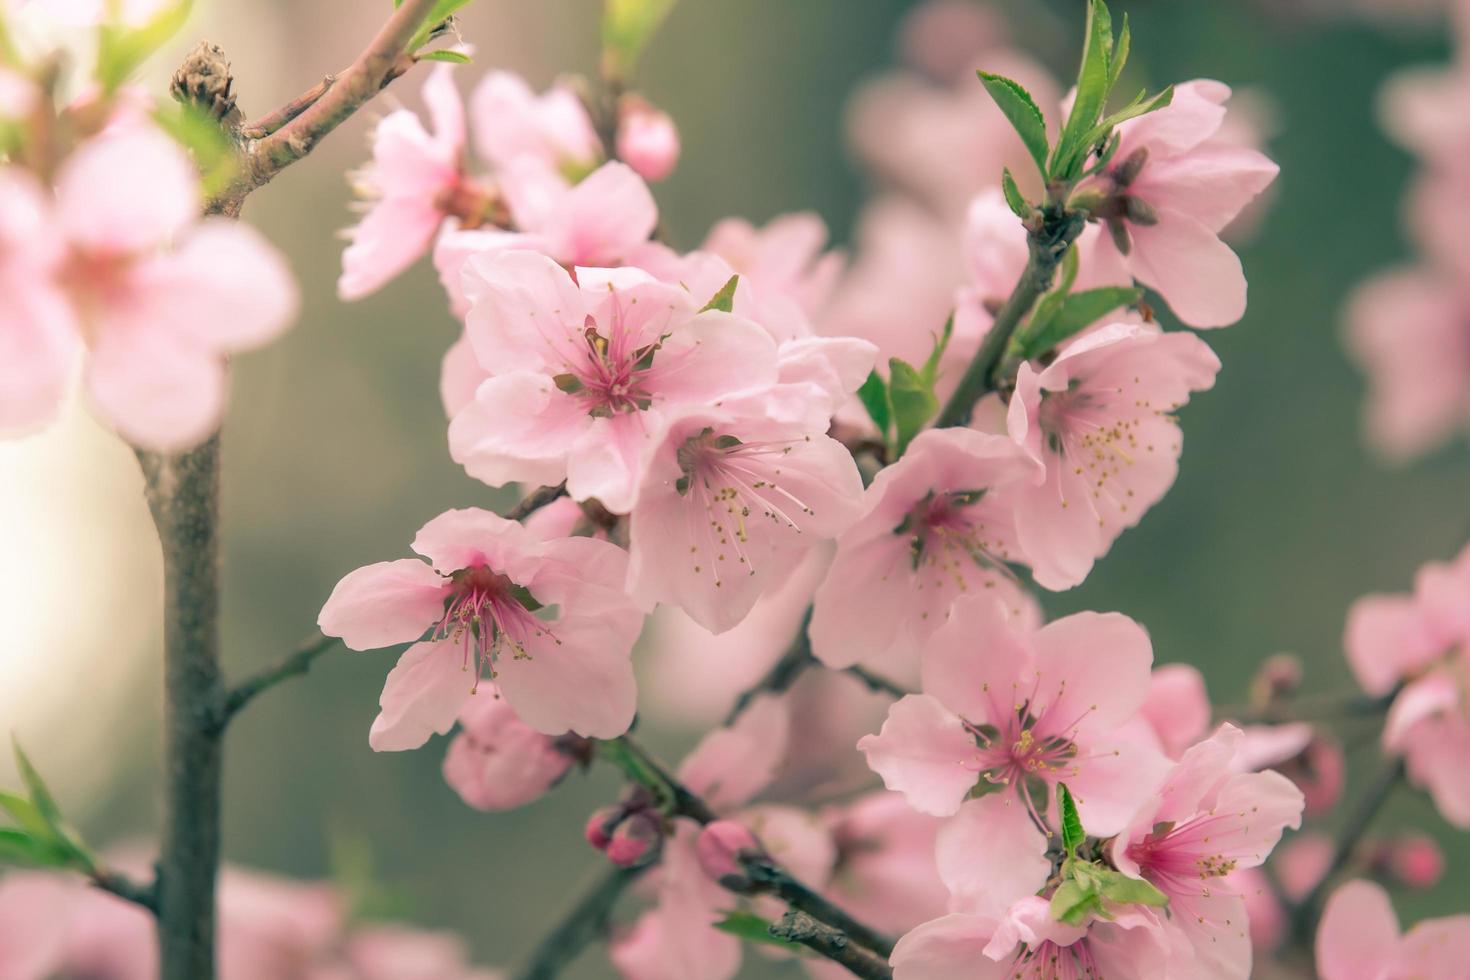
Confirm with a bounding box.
[627,408,865,633]
[440,695,578,811]
[1111,724,1304,980]
[1139,663,1212,758]
[808,427,1040,677]
[0,125,297,450]
[859,594,1169,833]
[317,507,643,748]
[1079,80,1279,328]
[448,251,779,513]
[1344,542,1470,826]
[1316,879,1470,980]
[616,98,681,183]
[890,895,1175,980]
[700,212,845,338]
[1343,267,1470,462]
[1005,321,1221,589]
[468,71,602,175]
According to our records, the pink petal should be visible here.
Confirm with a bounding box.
[1140,664,1211,758]
[1396,914,1470,978]
[1031,610,1155,739]
[432,223,540,318]
[440,695,572,810]
[492,615,640,737]
[56,124,198,253]
[1345,593,1441,697]
[1383,672,1459,751]
[139,220,298,351]
[644,310,780,404]
[543,161,658,266]
[84,319,224,451]
[461,249,588,373]
[1127,208,1247,328]
[678,693,789,811]
[0,282,76,437]
[935,795,1050,919]
[1400,712,1470,828]
[439,330,487,418]
[447,371,585,489]
[1315,880,1400,980]
[858,694,977,817]
[469,72,601,171]
[409,507,540,577]
[565,410,666,514]
[919,594,1030,724]
[1134,142,1279,234]
[1116,79,1230,158]
[1065,729,1173,837]
[809,534,917,669]
[338,195,444,301]
[317,558,449,651]
[890,913,1007,980]
[369,641,473,751]
[420,63,466,157]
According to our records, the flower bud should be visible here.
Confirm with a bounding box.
[584,806,622,851]
[1250,653,1303,710]
[695,820,762,885]
[606,809,663,867]
[1387,833,1445,890]
[617,97,680,183]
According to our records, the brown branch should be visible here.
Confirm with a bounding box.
[239,74,336,139]
[772,911,893,980]
[506,482,569,522]
[211,634,339,731]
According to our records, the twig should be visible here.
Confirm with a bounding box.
[210,634,339,731]
[845,665,910,700]
[739,860,896,959]
[1292,757,1406,941]
[772,911,894,980]
[506,482,569,522]
[513,865,646,980]
[91,867,159,913]
[1218,690,1394,727]
[725,623,814,725]
[239,74,336,139]
[934,200,1086,427]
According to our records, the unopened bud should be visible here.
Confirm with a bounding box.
[617,97,680,183]
[1387,834,1445,889]
[695,820,763,885]
[584,805,621,851]
[1113,146,1149,185]
[1250,654,1303,710]
[606,810,663,867]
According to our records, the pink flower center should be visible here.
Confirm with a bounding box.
[57,246,137,342]
[1010,937,1102,979]
[557,316,660,417]
[898,488,1014,582]
[673,427,814,586]
[1127,815,1241,890]
[432,566,557,689]
[1037,383,1172,522]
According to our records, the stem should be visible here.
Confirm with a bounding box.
[725,623,813,724]
[505,482,569,522]
[513,865,646,980]
[1292,757,1405,941]
[91,867,159,912]
[239,73,336,139]
[136,438,224,980]
[845,665,910,700]
[1219,690,1394,726]
[212,634,338,730]
[772,911,893,980]
[934,202,1086,428]
[740,860,896,959]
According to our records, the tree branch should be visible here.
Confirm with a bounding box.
[844,665,911,701]
[211,634,338,731]
[934,201,1086,427]
[1292,757,1405,941]
[506,482,569,522]
[513,865,647,980]
[91,866,159,913]
[772,911,894,980]
[725,623,813,724]
[238,73,336,139]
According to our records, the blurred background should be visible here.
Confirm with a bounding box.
[1,0,1467,974]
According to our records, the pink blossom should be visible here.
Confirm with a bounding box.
[496,160,658,268]
[859,594,1169,832]
[701,212,845,338]
[339,65,477,301]
[317,507,643,747]
[1384,832,1446,889]
[440,695,576,810]
[1275,832,1332,901]
[1229,867,1287,953]
[820,792,949,933]
[1080,80,1279,328]
[897,0,1011,82]
[1005,321,1221,589]
[617,98,680,182]
[1112,724,1305,979]
[1344,543,1470,825]
[808,428,1040,675]
[1140,663,1212,758]
[449,251,779,512]
[329,925,502,980]
[1342,267,1470,462]
[677,693,790,812]
[468,71,601,175]
[1316,879,1470,980]
[1234,726,1345,817]
[0,125,297,450]
[890,896,1175,980]
[627,409,865,633]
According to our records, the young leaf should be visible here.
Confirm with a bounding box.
[888,358,939,458]
[1019,286,1142,360]
[12,740,62,832]
[418,49,472,63]
[857,370,891,438]
[152,103,238,198]
[1058,783,1085,858]
[1000,167,1030,218]
[603,0,680,80]
[920,314,956,386]
[0,828,66,869]
[407,0,476,51]
[1049,878,1101,926]
[1108,14,1131,91]
[1078,85,1174,152]
[714,911,803,951]
[1051,0,1114,180]
[700,274,739,313]
[95,0,194,93]
[0,791,51,841]
[976,72,1049,180]
[1098,870,1170,908]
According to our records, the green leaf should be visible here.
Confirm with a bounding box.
[12,740,61,832]
[1050,879,1102,926]
[417,49,472,63]
[700,274,739,313]
[1051,0,1114,180]
[407,0,476,51]
[0,791,50,840]
[856,370,891,439]
[1058,783,1085,858]
[1108,14,1131,91]
[1098,870,1170,908]
[1077,86,1174,152]
[888,358,938,458]
[714,911,803,951]
[151,103,238,198]
[0,828,68,869]
[976,71,1049,180]
[603,0,680,80]
[1000,167,1030,218]
[95,0,193,93]
[1020,286,1142,360]
[921,314,955,386]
